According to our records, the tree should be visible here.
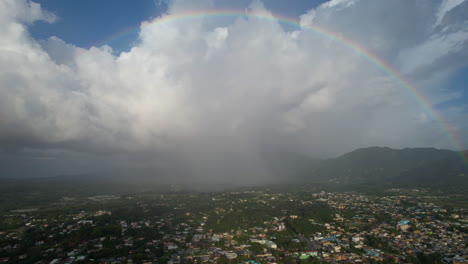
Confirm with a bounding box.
[217,255,229,264]
[250,243,265,254]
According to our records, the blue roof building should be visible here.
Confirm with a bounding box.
[399,220,410,225]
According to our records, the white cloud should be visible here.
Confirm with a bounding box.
[398,29,468,75]
[0,0,467,180]
[435,0,467,27]
[0,0,55,25]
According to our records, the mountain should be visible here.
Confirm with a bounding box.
[300,147,468,186]
[3,147,466,189]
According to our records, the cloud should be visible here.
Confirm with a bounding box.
[435,0,467,27]
[0,0,55,25]
[0,0,467,181]
[397,1,468,80]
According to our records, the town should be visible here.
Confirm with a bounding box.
[0,187,466,264]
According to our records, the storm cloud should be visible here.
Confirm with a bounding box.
[0,0,467,182]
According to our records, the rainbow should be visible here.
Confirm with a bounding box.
[96,9,467,162]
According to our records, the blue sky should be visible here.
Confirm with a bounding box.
[30,0,164,52]
[444,66,468,109]
[30,0,325,52]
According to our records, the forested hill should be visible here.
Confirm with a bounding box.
[301,147,468,186]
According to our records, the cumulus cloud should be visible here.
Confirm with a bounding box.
[0,0,467,181]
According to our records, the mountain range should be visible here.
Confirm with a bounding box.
[1,147,467,188]
[298,147,468,186]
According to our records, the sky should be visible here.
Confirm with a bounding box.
[0,0,467,182]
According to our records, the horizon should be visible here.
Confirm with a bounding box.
[1,146,466,183]
[1,2,467,261]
